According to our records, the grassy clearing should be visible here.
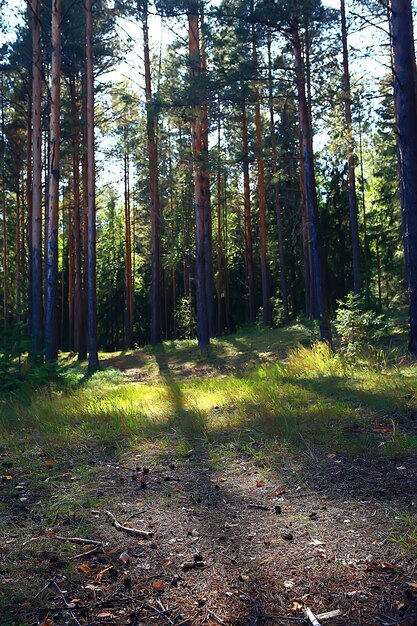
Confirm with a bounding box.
[1,322,417,463]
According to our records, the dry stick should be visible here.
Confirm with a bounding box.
[34,577,55,598]
[50,534,103,546]
[304,607,322,626]
[156,599,174,625]
[105,510,153,539]
[316,611,342,621]
[53,580,82,626]
[70,546,102,560]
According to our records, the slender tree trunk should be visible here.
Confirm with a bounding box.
[143,2,161,345]
[252,30,271,325]
[389,0,417,354]
[79,71,88,360]
[201,14,215,337]
[124,151,134,348]
[241,100,255,324]
[267,32,289,323]
[31,0,43,359]
[70,76,83,355]
[45,0,61,362]
[216,114,223,335]
[68,183,74,351]
[376,235,382,311]
[16,168,21,323]
[85,0,99,369]
[223,172,231,332]
[188,7,209,347]
[26,8,33,334]
[1,81,7,332]
[358,112,370,303]
[341,0,361,294]
[291,18,332,344]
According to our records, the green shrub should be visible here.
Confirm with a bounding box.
[334,292,389,355]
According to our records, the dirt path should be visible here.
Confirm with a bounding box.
[2,432,417,626]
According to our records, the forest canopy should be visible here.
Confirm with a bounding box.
[1,0,417,367]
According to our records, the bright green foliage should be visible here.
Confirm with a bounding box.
[334,292,389,355]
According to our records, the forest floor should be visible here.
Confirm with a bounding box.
[2,324,417,626]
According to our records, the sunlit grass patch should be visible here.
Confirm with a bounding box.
[2,324,417,465]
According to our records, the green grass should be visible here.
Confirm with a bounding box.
[1,322,417,463]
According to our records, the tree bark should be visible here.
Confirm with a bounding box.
[267,32,289,323]
[216,114,223,335]
[200,14,215,337]
[30,0,43,359]
[252,30,271,325]
[143,1,161,345]
[241,100,255,325]
[291,18,332,344]
[188,6,209,347]
[70,76,83,356]
[79,70,88,360]
[389,0,417,354]
[124,151,134,348]
[45,0,62,362]
[340,0,361,294]
[1,80,7,333]
[86,0,99,369]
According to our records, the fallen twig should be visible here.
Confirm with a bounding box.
[316,610,342,621]
[53,579,82,626]
[50,534,103,546]
[247,504,270,511]
[304,607,322,626]
[206,607,226,625]
[106,510,153,539]
[70,546,102,560]
[34,577,55,598]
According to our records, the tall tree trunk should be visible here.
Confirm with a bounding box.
[200,14,215,337]
[79,71,88,360]
[358,111,370,303]
[241,100,255,324]
[68,183,74,351]
[143,2,161,345]
[16,167,21,323]
[341,0,361,294]
[291,18,332,344]
[1,80,7,333]
[45,0,61,362]
[31,0,43,359]
[216,114,223,335]
[252,30,271,325]
[188,6,209,347]
[85,0,99,369]
[124,151,134,348]
[389,0,417,354]
[267,32,289,323]
[70,76,83,355]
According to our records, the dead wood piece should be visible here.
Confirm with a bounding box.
[247,504,269,511]
[304,607,322,626]
[316,610,342,621]
[70,546,102,560]
[50,535,103,546]
[106,510,153,539]
[206,607,226,625]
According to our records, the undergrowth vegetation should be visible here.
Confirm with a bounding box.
[1,321,417,463]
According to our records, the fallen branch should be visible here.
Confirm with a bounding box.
[106,510,153,539]
[304,607,322,626]
[49,535,103,546]
[316,610,342,621]
[247,504,269,511]
[70,546,102,560]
